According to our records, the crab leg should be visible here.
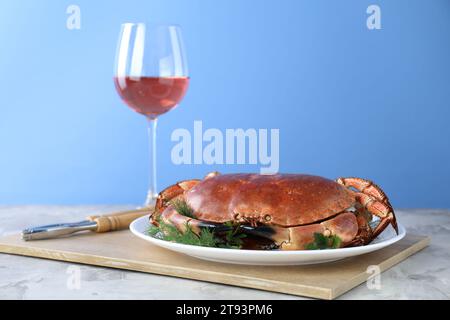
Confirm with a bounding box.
[355,191,398,237]
[336,177,393,211]
[337,177,398,236]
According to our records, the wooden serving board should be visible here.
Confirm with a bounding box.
[0,231,429,300]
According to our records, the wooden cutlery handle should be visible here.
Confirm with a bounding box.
[87,207,152,233]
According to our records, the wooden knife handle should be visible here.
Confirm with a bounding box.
[87,207,152,233]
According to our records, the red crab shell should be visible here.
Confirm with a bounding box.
[184,174,355,226]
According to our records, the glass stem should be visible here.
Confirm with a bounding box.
[145,117,158,206]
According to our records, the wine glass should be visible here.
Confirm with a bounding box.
[114,23,189,206]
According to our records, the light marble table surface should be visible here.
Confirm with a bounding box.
[0,206,449,300]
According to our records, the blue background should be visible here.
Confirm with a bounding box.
[0,0,449,208]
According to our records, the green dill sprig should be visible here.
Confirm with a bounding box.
[306,233,342,250]
[170,199,195,218]
[147,219,246,249]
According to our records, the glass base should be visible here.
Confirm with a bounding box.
[144,190,158,207]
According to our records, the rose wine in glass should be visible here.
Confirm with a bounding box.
[114,76,189,118]
[114,24,189,206]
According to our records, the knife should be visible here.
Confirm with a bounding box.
[22,207,152,241]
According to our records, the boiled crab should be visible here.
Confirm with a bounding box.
[151,173,398,250]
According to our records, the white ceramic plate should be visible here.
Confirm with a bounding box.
[130,215,406,266]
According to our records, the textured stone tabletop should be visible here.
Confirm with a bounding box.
[0,206,448,300]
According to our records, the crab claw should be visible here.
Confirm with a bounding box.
[152,179,201,223]
[240,212,359,250]
[158,205,232,235]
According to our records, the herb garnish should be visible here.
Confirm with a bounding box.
[306,233,342,250]
[170,199,195,218]
[218,222,247,249]
[148,219,246,249]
